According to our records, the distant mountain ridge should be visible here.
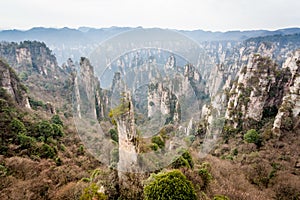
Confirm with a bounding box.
[181,27,300,41]
[1,26,300,65]
[1,27,300,43]
[0,27,132,45]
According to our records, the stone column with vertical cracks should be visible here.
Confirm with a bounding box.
[115,92,144,199]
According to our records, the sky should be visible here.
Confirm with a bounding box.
[1,0,300,31]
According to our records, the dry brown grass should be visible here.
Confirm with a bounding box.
[196,127,300,200]
[202,155,273,200]
[0,120,106,200]
[50,181,87,200]
[272,172,300,200]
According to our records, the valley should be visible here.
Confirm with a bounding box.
[0,27,299,200]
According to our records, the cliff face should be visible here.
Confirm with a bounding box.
[115,92,138,172]
[0,41,59,78]
[0,59,30,108]
[222,49,300,135]
[0,41,68,112]
[74,57,103,120]
[225,55,277,128]
[273,50,300,135]
[147,82,180,124]
[203,34,300,98]
[200,36,300,139]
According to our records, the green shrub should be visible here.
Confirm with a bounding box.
[225,155,234,160]
[244,129,261,146]
[108,97,130,119]
[232,148,238,156]
[17,133,36,149]
[38,136,46,142]
[214,195,230,200]
[180,149,194,168]
[29,98,46,110]
[55,157,62,166]
[151,135,165,149]
[198,162,213,190]
[19,71,28,81]
[184,135,195,145]
[80,183,108,200]
[171,156,191,169]
[9,118,27,135]
[172,149,194,169]
[150,143,159,151]
[51,114,64,126]
[52,124,64,137]
[39,143,56,159]
[0,164,9,177]
[78,145,85,155]
[38,120,53,141]
[144,169,197,200]
[109,128,118,142]
[222,125,238,142]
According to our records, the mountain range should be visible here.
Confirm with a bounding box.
[1,27,300,64]
[0,26,300,199]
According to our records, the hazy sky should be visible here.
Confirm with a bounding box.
[1,0,300,31]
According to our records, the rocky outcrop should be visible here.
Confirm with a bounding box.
[147,82,180,124]
[112,91,141,198]
[0,59,30,108]
[115,92,138,172]
[0,41,59,78]
[80,57,97,118]
[273,50,300,135]
[62,58,76,74]
[74,57,104,120]
[15,48,32,66]
[203,34,300,99]
[225,55,280,128]
[0,41,68,111]
[222,48,300,134]
[164,55,176,69]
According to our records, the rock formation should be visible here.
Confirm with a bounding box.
[0,59,30,108]
[74,57,104,120]
[115,92,138,172]
[147,82,180,125]
[0,41,59,78]
[273,50,300,135]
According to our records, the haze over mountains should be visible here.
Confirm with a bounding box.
[1,27,300,64]
[2,27,300,42]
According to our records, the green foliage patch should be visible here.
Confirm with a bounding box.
[244,129,262,146]
[151,135,165,149]
[172,149,194,169]
[198,162,213,190]
[109,128,118,142]
[144,169,197,200]
[80,183,108,200]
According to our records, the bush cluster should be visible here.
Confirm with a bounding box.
[143,169,197,200]
[244,129,262,146]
